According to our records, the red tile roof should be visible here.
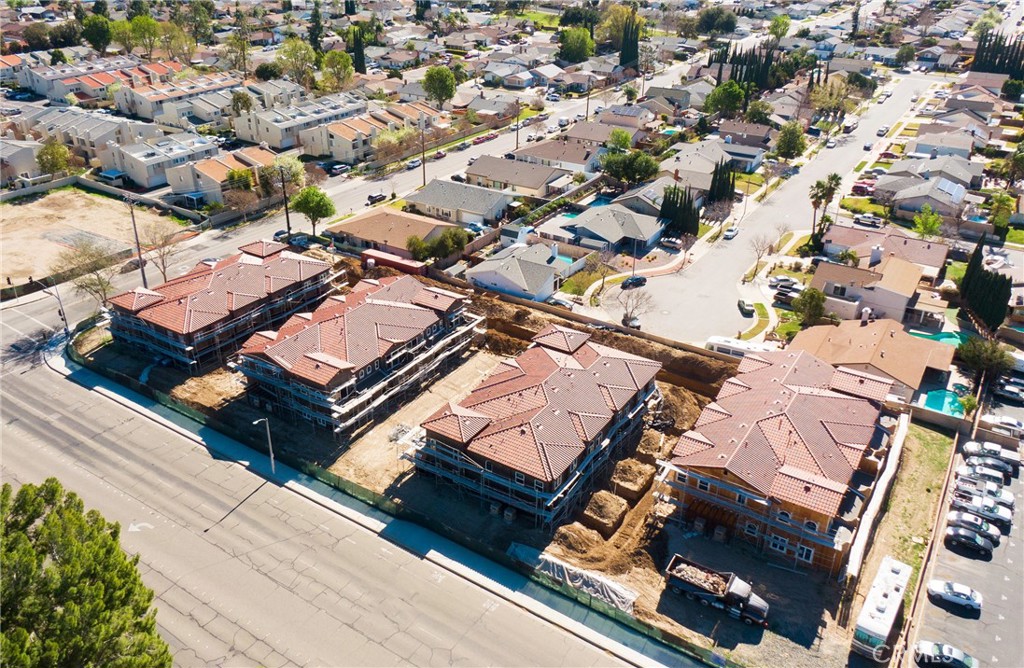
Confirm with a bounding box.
[423,324,661,482]
[109,242,330,335]
[238,275,466,388]
[671,350,889,517]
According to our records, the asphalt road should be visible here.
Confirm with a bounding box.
[909,463,1023,668]
[0,356,651,667]
[604,70,947,345]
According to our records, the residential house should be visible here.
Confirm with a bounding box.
[551,71,599,93]
[114,72,243,120]
[466,93,520,120]
[165,145,277,205]
[565,121,642,148]
[658,350,892,575]
[235,275,481,431]
[465,155,572,198]
[234,93,367,149]
[466,243,581,301]
[0,139,43,185]
[570,204,663,253]
[890,177,967,223]
[862,46,899,65]
[953,71,1009,97]
[809,255,947,325]
[409,324,662,526]
[12,106,163,161]
[297,101,440,163]
[325,208,459,259]
[483,62,529,87]
[613,176,679,217]
[512,137,604,175]
[596,104,656,130]
[0,54,25,84]
[108,240,336,372]
[791,318,954,402]
[906,132,973,159]
[244,79,307,108]
[379,49,420,70]
[405,179,513,225]
[942,86,1003,123]
[529,63,566,88]
[878,155,984,190]
[100,132,220,189]
[828,57,874,76]
[718,120,776,150]
[821,224,949,283]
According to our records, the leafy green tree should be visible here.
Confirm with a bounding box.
[36,138,71,175]
[768,14,790,43]
[225,167,253,190]
[230,90,254,116]
[351,26,366,74]
[989,190,1015,230]
[793,287,826,325]
[48,20,81,48]
[276,37,317,89]
[422,65,457,108]
[601,150,659,187]
[704,80,745,118]
[73,0,87,22]
[407,235,430,261]
[254,61,283,81]
[619,7,640,70]
[608,128,632,152]
[956,337,1014,376]
[186,0,213,43]
[225,31,252,75]
[560,5,600,37]
[111,19,137,54]
[132,15,160,60]
[623,84,638,102]
[290,186,336,236]
[321,50,354,91]
[126,0,148,20]
[597,4,643,50]
[558,27,595,64]
[743,99,773,124]
[428,227,469,259]
[91,0,108,16]
[1,478,171,668]
[912,204,942,240]
[895,44,916,67]
[775,120,806,159]
[809,179,827,236]
[50,49,68,65]
[1001,79,1024,100]
[308,0,324,52]
[23,22,50,50]
[81,15,112,54]
[696,6,736,36]
[257,155,305,198]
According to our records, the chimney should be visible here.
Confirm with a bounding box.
[674,168,679,182]
[860,307,872,324]
[870,245,883,265]
[550,243,558,260]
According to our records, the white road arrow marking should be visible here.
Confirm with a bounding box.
[128,522,154,532]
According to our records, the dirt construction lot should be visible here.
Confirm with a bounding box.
[1,188,169,283]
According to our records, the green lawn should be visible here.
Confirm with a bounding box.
[886,125,902,138]
[946,260,967,284]
[740,303,770,340]
[735,172,765,195]
[561,266,616,295]
[870,161,894,170]
[745,260,767,281]
[777,231,794,250]
[773,308,803,341]
[518,10,559,28]
[854,161,867,172]
[698,222,714,238]
[785,234,811,256]
[840,197,888,217]
[1007,228,1024,245]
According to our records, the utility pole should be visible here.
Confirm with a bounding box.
[585,86,591,118]
[123,195,148,289]
[515,99,521,150]
[278,166,292,236]
[420,122,427,187]
[34,279,69,337]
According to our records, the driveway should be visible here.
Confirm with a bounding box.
[602,71,947,345]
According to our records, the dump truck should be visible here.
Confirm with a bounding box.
[664,554,769,627]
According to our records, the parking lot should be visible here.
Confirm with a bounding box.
[909,449,1023,668]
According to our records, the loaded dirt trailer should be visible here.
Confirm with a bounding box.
[664,554,769,627]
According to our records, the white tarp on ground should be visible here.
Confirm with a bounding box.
[508,543,638,614]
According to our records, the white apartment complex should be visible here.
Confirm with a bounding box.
[100,132,220,188]
[298,101,440,164]
[114,72,244,120]
[13,107,164,160]
[233,93,367,149]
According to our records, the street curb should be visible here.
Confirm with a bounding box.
[1,289,49,310]
[47,349,663,668]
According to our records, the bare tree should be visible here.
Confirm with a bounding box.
[703,199,733,223]
[50,238,121,306]
[585,250,616,292]
[618,288,654,323]
[748,234,773,280]
[224,189,260,223]
[304,163,327,186]
[774,221,791,243]
[141,219,183,282]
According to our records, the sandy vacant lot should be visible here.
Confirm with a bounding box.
[1,188,171,283]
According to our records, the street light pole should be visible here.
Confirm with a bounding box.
[515,99,521,150]
[252,418,276,475]
[33,279,69,337]
[279,166,292,237]
[123,195,149,289]
[420,122,427,187]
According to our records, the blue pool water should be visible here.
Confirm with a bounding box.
[662,128,680,135]
[922,389,965,416]
[590,194,614,206]
[911,331,973,346]
[561,211,579,219]
[556,254,573,264]
[968,215,987,223]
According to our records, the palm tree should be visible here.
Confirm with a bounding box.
[822,172,842,227]
[809,180,828,237]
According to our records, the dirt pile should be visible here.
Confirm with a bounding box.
[581,490,628,538]
[611,458,655,502]
[552,522,605,554]
[668,561,727,595]
[169,368,247,410]
[656,381,705,435]
[637,430,671,465]
[482,330,529,356]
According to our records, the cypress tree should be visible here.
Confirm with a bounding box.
[352,26,366,73]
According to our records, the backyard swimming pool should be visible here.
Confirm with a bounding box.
[921,389,965,416]
[589,194,614,206]
[911,331,973,346]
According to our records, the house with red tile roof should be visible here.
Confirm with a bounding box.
[109,241,338,372]
[409,324,662,527]
[235,275,482,431]
[165,146,277,204]
[657,350,894,575]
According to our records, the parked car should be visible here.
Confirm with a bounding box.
[954,478,1014,508]
[454,141,471,151]
[468,156,478,165]
[536,112,550,121]
[943,527,994,557]
[367,192,387,204]
[826,138,837,148]
[120,257,148,273]
[272,230,290,242]
[994,382,1024,403]
[956,464,1007,487]
[450,173,466,183]
[472,135,488,145]
[503,152,516,160]
[964,456,1013,483]
[774,290,797,306]
[737,299,755,316]
[330,163,351,176]
[768,276,797,289]
[723,225,739,240]
[406,158,422,170]
[946,511,1003,545]
[878,151,900,160]
[926,580,983,611]
[854,213,884,226]
[1,107,22,116]
[877,125,890,136]
[962,441,1021,471]
[980,414,1024,437]
[574,112,585,121]
[434,150,447,159]
[863,141,874,151]
[526,132,538,142]
[621,315,641,329]
[546,297,574,310]
[914,640,978,668]
[621,275,647,289]
[864,167,889,176]
[950,492,1013,529]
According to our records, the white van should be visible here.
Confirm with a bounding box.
[704,336,778,359]
[558,116,570,128]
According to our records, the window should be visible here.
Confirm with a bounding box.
[534,480,544,491]
[514,471,525,485]
[697,479,710,492]
[768,534,788,553]
[484,461,493,472]
[797,545,814,563]
[804,520,818,533]
[677,471,687,483]
[777,511,791,525]
[832,285,847,297]
[736,493,748,506]
[744,522,758,537]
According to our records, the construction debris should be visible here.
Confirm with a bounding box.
[669,562,728,596]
